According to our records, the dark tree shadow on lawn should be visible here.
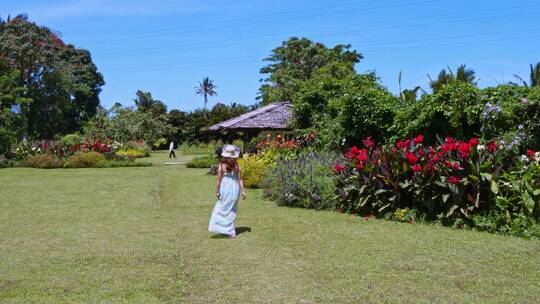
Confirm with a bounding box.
[211,227,251,239]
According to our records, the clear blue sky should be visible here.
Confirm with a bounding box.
[3,0,539,111]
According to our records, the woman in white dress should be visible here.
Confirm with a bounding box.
[208,145,246,238]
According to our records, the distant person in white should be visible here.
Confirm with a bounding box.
[169,141,176,158]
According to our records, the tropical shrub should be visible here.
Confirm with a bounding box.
[237,154,267,188]
[391,82,480,143]
[115,149,147,159]
[24,154,65,169]
[57,133,84,147]
[263,151,337,209]
[186,155,218,168]
[121,140,151,156]
[64,151,106,168]
[334,136,539,238]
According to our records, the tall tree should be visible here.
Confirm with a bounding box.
[0,15,104,139]
[258,37,362,104]
[133,90,167,115]
[195,77,217,109]
[428,65,476,93]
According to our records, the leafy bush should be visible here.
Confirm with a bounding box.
[122,140,151,156]
[57,133,83,147]
[391,82,480,143]
[237,154,267,188]
[24,154,65,169]
[115,149,147,159]
[263,151,337,209]
[64,151,106,168]
[294,71,399,145]
[186,155,218,168]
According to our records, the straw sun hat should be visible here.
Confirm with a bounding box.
[221,145,240,159]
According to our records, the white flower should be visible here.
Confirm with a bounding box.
[31,147,36,151]
[477,144,486,151]
[520,155,529,162]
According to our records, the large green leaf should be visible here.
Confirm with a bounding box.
[446,205,459,217]
[490,180,499,195]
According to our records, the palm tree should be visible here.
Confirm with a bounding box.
[514,63,540,87]
[428,64,477,93]
[195,77,217,109]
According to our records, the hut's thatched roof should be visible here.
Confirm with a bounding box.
[208,102,292,131]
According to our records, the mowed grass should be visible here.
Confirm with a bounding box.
[0,153,539,303]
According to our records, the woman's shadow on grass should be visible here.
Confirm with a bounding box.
[211,227,251,239]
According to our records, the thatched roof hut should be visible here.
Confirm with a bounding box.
[208,102,292,132]
[208,101,293,152]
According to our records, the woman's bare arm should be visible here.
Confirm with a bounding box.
[237,165,246,199]
[216,163,224,198]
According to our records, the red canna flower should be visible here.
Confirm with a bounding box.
[458,142,472,158]
[487,141,498,153]
[335,163,345,173]
[405,152,419,165]
[396,139,410,150]
[448,176,461,184]
[468,138,479,146]
[356,162,364,170]
[413,135,424,144]
[357,149,369,162]
[412,164,422,172]
[363,137,375,149]
[527,149,536,157]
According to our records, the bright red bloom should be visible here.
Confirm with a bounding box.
[445,137,456,144]
[458,142,472,158]
[350,146,360,155]
[441,142,458,153]
[413,135,424,144]
[527,149,536,157]
[335,163,346,173]
[448,176,461,184]
[405,152,419,165]
[417,149,426,157]
[487,141,498,153]
[363,137,375,149]
[356,162,364,170]
[412,164,422,172]
[468,138,479,146]
[357,149,369,162]
[396,139,410,150]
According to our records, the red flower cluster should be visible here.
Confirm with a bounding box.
[340,136,490,186]
[256,131,316,152]
[527,149,536,157]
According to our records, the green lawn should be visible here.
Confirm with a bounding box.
[1,152,539,303]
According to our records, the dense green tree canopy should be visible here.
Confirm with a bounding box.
[0,15,104,139]
[258,37,362,104]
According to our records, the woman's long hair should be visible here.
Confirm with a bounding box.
[220,157,238,173]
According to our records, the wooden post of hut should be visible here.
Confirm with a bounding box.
[208,102,293,154]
